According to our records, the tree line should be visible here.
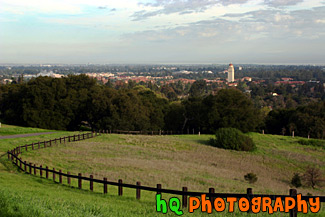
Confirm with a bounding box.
[0,75,324,138]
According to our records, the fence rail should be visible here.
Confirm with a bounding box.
[7,131,325,217]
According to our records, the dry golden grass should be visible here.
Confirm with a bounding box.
[23,133,325,197]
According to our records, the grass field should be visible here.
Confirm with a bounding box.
[0,125,324,216]
[0,124,54,136]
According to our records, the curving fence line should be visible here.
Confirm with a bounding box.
[6,131,325,217]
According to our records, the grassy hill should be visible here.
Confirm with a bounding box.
[0,125,324,216]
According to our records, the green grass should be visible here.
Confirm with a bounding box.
[0,126,325,216]
[0,124,53,136]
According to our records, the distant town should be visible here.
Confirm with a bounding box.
[0,64,324,110]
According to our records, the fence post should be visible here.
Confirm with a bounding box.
[182,187,188,208]
[157,184,162,195]
[68,136,71,142]
[40,165,43,177]
[44,141,47,148]
[19,146,21,154]
[67,172,71,185]
[118,179,123,196]
[78,134,80,141]
[53,168,56,182]
[15,156,18,165]
[104,178,107,194]
[19,158,22,169]
[24,161,27,172]
[29,163,32,174]
[136,182,141,200]
[59,170,62,184]
[50,140,52,146]
[7,151,10,160]
[90,175,93,191]
[38,141,40,149]
[25,145,27,151]
[46,166,49,179]
[289,189,297,217]
[78,173,82,189]
[34,164,36,175]
[247,188,253,213]
[209,188,215,202]
[74,135,76,141]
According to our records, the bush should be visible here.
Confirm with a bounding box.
[291,173,302,188]
[303,166,323,189]
[298,139,325,150]
[244,173,258,184]
[209,128,256,151]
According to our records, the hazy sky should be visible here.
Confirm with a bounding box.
[0,0,324,64]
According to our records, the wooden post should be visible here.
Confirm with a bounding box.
[40,165,43,177]
[50,140,52,146]
[247,188,253,213]
[25,145,27,151]
[157,184,162,195]
[29,163,32,174]
[59,170,62,184]
[83,134,85,140]
[19,146,21,154]
[90,175,93,191]
[182,187,188,208]
[46,166,49,179]
[262,130,265,134]
[68,136,71,142]
[209,188,215,202]
[78,173,82,189]
[53,168,56,181]
[15,156,18,165]
[78,134,80,141]
[73,135,76,141]
[7,151,10,160]
[64,137,66,143]
[60,137,62,144]
[44,141,47,148]
[292,131,295,138]
[24,161,27,172]
[136,182,141,200]
[289,189,297,217]
[19,158,22,169]
[118,179,123,196]
[159,130,161,135]
[34,164,36,175]
[104,178,107,194]
[67,172,71,185]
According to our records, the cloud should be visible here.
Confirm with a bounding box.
[132,0,251,21]
[264,0,304,7]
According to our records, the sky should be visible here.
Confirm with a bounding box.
[0,0,324,65]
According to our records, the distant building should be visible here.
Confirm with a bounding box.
[228,63,235,82]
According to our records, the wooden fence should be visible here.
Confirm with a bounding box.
[99,129,197,135]
[7,132,325,217]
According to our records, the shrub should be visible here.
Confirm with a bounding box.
[291,173,302,188]
[209,128,256,151]
[303,166,323,189]
[244,173,258,184]
[298,139,325,150]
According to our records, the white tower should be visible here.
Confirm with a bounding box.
[228,63,235,82]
